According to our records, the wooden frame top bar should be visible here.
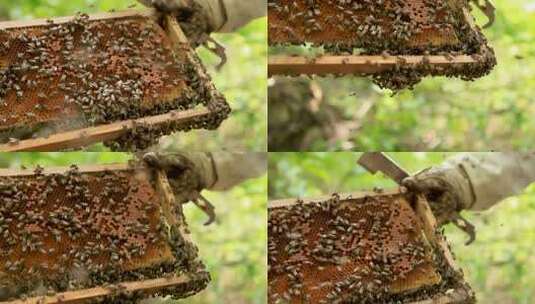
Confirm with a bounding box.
[268,55,477,77]
[269,189,404,208]
[0,163,135,177]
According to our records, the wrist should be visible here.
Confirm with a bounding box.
[442,160,476,210]
[181,152,216,189]
[195,0,227,31]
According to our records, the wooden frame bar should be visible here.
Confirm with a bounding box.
[269,190,472,304]
[0,163,208,304]
[0,163,134,176]
[0,108,211,151]
[154,168,194,243]
[268,55,477,77]
[0,10,224,151]
[268,189,402,208]
[1,275,200,304]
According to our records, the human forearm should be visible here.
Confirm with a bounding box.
[137,0,266,32]
[143,152,267,193]
[209,152,267,191]
[450,152,535,210]
[218,0,266,32]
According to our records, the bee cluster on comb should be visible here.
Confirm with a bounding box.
[0,165,209,302]
[268,193,475,304]
[0,12,229,151]
[268,0,495,90]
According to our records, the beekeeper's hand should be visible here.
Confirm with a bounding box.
[402,162,474,226]
[403,163,473,225]
[138,0,266,33]
[143,151,214,204]
[403,158,475,242]
[139,0,192,13]
[143,152,266,197]
[137,0,216,47]
[138,0,265,68]
[403,153,535,225]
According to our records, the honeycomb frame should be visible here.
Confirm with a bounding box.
[0,10,230,151]
[268,189,475,304]
[267,0,496,90]
[0,163,209,303]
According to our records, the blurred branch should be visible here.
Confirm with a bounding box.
[221,259,250,267]
[325,98,378,149]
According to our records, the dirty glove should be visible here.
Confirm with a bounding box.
[402,160,474,226]
[139,0,266,32]
[143,151,267,196]
[402,157,477,245]
[138,0,266,38]
[405,153,535,215]
[138,0,217,47]
[143,151,218,225]
[143,151,215,204]
[403,153,535,245]
[139,0,265,68]
[143,152,266,225]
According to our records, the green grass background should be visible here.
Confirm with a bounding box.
[0,152,267,304]
[0,0,267,152]
[269,152,535,304]
[269,0,535,151]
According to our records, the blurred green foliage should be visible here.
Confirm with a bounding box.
[269,152,535,304]
[183,175,267,304]
[161,19,267,152]
[0,0,267,152]
[0,152,267,304]
[269,0,535,151]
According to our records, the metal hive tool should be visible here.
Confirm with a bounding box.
[0,10,230,151]
[268,190,475,304]
[268,0,496,90]
[0,164,209,303]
